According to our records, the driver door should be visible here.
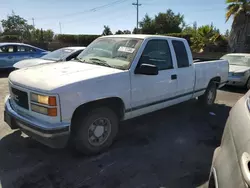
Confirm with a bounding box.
[130,39,178,117]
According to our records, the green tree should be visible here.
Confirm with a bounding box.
[132,27,141,34]
[139,14,156,34]
[115,30,124,34]
[139,10,185,34]
[183,22,197,34]
[123,30,131,34]
[30,28,54,42]
[102,25,113,35]
[154,9,185,34]
[1,12,34,41]
[43,29,54,42]
[226,0,250,52]
[39,28,44,42]
[191,24,221,52]
[31,28,40,41]
[225,29,230,38]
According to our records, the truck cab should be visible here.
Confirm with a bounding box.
[4,35,228,155]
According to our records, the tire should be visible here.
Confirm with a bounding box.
[72,107,119,155]
[198,82,217,106]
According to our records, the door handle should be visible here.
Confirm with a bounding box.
[241,152,250,186]
[171,74,177,80]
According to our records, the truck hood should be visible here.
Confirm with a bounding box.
[229,65,250,73]
[9,61,123,92]
[13,58,55,69]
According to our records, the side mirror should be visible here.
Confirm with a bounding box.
[135,63,159,75]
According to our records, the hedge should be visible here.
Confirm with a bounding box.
[55,34,100,46]
[0,35,20,42]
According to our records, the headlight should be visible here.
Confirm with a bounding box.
[31,93,57,106]
[31,104,57,116]
[30,93,58,116]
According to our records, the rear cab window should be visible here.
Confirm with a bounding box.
[139,39,173,70]
[172,40,190,68]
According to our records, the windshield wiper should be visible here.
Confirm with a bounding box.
[89,58,112,68]
[74,57,86,62]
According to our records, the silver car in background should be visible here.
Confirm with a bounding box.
[221,53,250,89]
[13,46,86,69]
[208,89,250,188]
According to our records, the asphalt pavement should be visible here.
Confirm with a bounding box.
[0,72,246,188]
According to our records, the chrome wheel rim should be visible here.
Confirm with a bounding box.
[88,117,111,146]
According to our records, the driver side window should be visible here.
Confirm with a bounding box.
[139,39,173,70]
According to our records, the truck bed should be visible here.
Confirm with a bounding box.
[193,58,219,63]
[193,59,228,96]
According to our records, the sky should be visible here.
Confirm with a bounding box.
[0,0,233,35]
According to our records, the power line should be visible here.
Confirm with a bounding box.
[38,0,130,29]
[34,0,129,21]
[132,0,141,31]
[40,4,133,33]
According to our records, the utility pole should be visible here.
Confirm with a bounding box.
[32,18,35,27]
[59,22,62,34]
[132,0,141,32]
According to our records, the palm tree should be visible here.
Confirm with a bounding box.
[191,24,220,52]
[226,0,250,52]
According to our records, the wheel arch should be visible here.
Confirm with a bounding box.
[70,97,126,130]
[210,76,221,88]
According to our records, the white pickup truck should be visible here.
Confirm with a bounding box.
[4,35,229,154]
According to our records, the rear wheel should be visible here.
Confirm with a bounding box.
[72,107,119,155]
[198,82,217,106]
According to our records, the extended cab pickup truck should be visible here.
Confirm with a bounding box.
[4,35,229,154]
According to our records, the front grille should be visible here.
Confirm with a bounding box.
[11,87,29,110]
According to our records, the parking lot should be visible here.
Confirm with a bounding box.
[0,72,246,188]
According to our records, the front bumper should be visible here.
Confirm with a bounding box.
[4,96,70,148]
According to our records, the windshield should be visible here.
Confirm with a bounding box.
[221,54,250,67]
[76,37,143,70]
[41,48,74,61]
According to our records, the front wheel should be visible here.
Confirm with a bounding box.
[72,107,119,155]
[198,82,217,106]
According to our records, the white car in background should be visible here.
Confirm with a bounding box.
[221,53,250,89]
[13,46,86,69]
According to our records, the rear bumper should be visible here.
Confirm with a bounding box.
[4,96,70,148]
[226,76,247,87]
